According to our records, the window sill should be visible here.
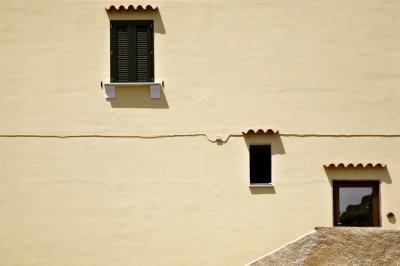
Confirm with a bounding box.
[103,81,163,99]
[249,183,274,188]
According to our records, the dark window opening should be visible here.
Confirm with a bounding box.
[110,20,154,82]
[250,145,272,184]
[333,181,380,227]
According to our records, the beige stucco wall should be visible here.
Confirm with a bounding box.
[1,136,399,265]
[1,0,400,136]
[1,0,400,265]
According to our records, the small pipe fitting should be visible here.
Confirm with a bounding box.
[386,212,395,218]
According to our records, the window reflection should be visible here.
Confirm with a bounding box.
[338,187,373,226]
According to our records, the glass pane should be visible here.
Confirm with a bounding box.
[338,187,373,226]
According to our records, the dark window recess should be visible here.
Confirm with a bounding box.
[110,20,154,82]
[250,145,272,184]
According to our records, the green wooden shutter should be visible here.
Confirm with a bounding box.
[135,23,153,82]
[116,26,129,82]
[111,22,129,82]
[110,22,117,82]
[110,21,153,82]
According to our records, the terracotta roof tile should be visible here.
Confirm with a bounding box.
[105,5,158,12]
[242,129,279,135]
[324,163,386,169]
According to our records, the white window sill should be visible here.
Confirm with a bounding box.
[103,81,163,99]
[249,183,274,188]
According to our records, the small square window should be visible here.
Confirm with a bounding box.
[110,20,154,82]
[249,145,272,184]
[333,181,380,227]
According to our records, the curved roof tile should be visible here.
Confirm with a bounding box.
[242,129,279,135]
[105,5,158,12]
[324,163,386,168]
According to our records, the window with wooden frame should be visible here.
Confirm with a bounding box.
[333,181,380,227]
[110,20,154,82]
[249,145,272,185]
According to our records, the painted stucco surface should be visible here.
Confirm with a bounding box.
[0,0,400,265]
[1,0,400,136]
[1,137,399,265]
[248,227,400,266]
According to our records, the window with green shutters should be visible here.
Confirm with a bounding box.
[110,20,154,82]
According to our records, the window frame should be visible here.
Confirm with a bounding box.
[110,20,154,83]
[333,180,380,227]
[249,144,272,186]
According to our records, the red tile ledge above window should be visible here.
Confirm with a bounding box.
[103,82,163,99]
[105,5,158,12]
[249,183,274,188]
[323,163,386,168]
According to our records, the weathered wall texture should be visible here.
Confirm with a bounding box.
[248,227,400,266]
[1,0,400,136]
[0,0,400,265]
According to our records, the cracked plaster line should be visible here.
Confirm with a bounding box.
[1,133,400,143]
[0,134,236,143]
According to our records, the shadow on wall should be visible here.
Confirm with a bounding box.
[249,186,276,195]
[388,214,396,224]
[243,133,285,155]
[107,86,169,108]
[324,167,392,185]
